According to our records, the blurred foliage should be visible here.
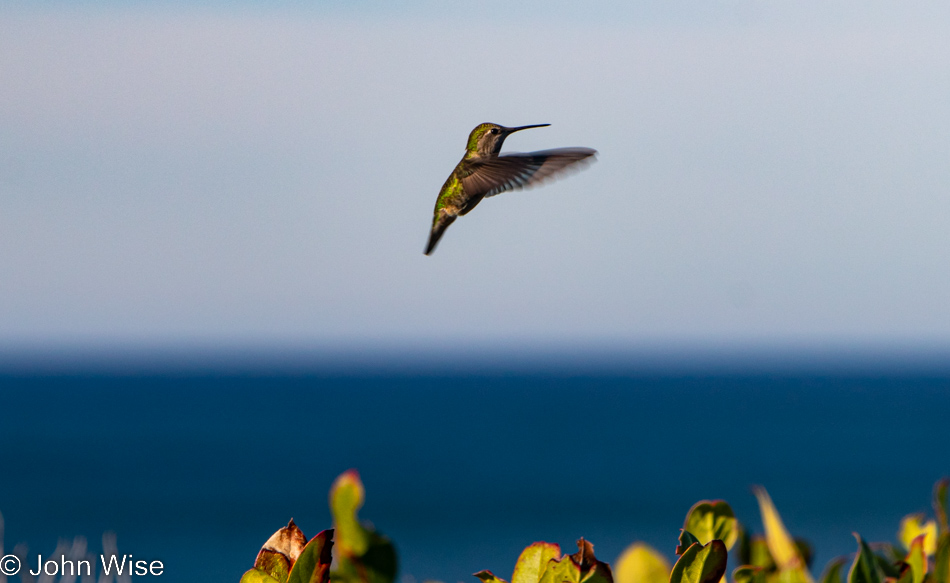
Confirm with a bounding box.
[241,475,950,583]
[934,480,949,537]
[751,486,812,582]
[475,539,613,583]
[670,540,727,583]
[240,521,333,583]
[684,501,738,551]
[241,470,396,583]
[329,470,398,583]
[615,479,950,583]
[900,516,937,557]
[616,543,671,583]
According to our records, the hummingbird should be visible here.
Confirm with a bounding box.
[424,123,596,255]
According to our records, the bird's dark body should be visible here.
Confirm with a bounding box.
[424,123,596,255]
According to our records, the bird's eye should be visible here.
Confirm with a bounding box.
[490,128,499,134]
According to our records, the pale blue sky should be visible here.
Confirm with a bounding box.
[2,1,950,354]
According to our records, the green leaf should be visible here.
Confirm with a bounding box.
[329,471,398,583]
[243,569,284,583]
[752,487,808,576]
[677,531,702,556]
[581,563,613,583]
[935,479,950,538]
[256,552,293,583]
[737,525,753,567]
[333,533,398,583]
[899,515,937,557]
[734,566,767,583]
[775,568,812,583]
[848,534,882,583]
[934,533,950,583]
[513,543,562,583]
[873,556,902,580]
[363,533,399,583]
[819,558,847,583]
[896,563,916,583]
[330,470,369,557]
[684,501,738,551]
[615,543,671,583]
[878,544,906,566]
[669,541,727,583]
[747,537,775,572]
[288,529,334,583]
[905,536,927,583]
[539,555,581,583]
[533,541,612,583]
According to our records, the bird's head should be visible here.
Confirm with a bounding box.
[465,123,550,157]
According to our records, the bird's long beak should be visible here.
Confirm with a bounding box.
[503,124,550,134]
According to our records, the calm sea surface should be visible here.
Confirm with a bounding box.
[1,367,948,581]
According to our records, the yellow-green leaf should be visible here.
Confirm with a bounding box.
[752,487,809,577]
[848,534,882,583]
[615,543,671,583]
[906,535,928,583]
[476,571,510,583]
[255,551,293,583]
[775,568,812,583]
[684,501,738,551]
[513,543,562,583]
[330,470,369,557]
[329,471,398,583]
[895,564,915,583]
[744,536,775,572]
[242,569,283,583]
[734,566,767,583]
[539,555,581,583]
[899,515,937,557]
[669,541,727,583]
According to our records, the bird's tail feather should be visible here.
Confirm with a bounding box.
[424,215,456,255]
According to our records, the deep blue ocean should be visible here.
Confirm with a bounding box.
[1,357,948,582]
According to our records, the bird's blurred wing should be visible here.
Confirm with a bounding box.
[459,148,597,204]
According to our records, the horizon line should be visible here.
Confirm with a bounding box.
[2,340,950,376]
